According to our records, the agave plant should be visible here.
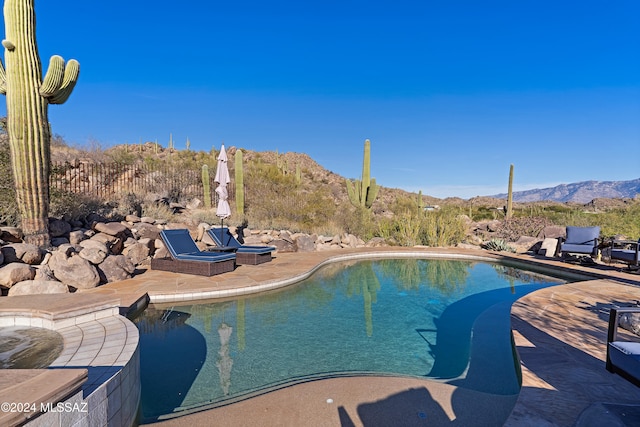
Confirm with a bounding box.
[483,238,516,253]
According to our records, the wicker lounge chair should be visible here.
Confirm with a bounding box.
[606,306,640,387]
[610,238,640,270]
[559,226,600,260]
[207,227,275,265]
[151,229,236,276]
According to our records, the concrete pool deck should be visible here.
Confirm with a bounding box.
[2,247,640,426]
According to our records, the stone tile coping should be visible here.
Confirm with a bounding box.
[0,294,120,330]
[0,369,87,427]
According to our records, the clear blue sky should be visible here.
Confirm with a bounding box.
[1,1,639,199]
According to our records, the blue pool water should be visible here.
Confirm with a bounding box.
[134,258,565,421]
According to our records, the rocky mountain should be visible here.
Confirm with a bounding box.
[492,178,640,203]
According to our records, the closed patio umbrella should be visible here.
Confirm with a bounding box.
[214,144,231,244]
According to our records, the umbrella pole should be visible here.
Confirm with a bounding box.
[220,217,224,246]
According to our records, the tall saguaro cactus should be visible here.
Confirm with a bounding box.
[1,0,80,246]
[506,164,514,219]
[346,139,379,209]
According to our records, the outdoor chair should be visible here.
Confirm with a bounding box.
[151,229,236,276]
[606,306,640,387]
[609,238,640,270]
[207,227,275,265]
[559,226,600,260]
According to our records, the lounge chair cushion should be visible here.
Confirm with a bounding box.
[564,226,600,245]
[162,229,201,256]
[608,341,640,381]
[611,249,638,263]
[561,226,600,255]
[173,252,236,262]
[208,228,275,254]
[161,229,235,262]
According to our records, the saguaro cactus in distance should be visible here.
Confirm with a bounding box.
[1,0,80,246]
[202,165,211,208]
[235,149,244,215]
[506,164,514,219]
[346,139,379,209]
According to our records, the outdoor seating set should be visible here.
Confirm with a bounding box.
[558,226,640,270]
[149,143,276,277]
[557,227,640,386]
[150,228,276,277]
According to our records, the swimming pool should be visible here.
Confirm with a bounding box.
[134,258,566,422]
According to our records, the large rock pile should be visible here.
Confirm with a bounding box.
[0,215,382,296]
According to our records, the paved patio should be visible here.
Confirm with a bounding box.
[3,247,640,426]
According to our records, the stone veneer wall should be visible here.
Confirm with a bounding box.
[24,348,140,427]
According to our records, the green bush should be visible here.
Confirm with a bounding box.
[376,207,467,247]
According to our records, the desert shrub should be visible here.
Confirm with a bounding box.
[376,207,466,247]
[49,188,116,222]
[0,134,18,226]
[420,208,467,247]
[377,212,422,246]
[140,201,176,222]
[338,206,377,240]
[240,160,337,232]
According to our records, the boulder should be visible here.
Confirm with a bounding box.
[97,255,136,283]
[511,236,540,254]
[9,280,69,296]
[49,251,100,289]
[294,234,316,252]
[186,198,202,210]
[125,214,141,223]
[196,223,209,241]
[341,234,360,248]
[131,222,160,240]
[1,243,43,265]
[49,218,71,237]
[201,232,216,246]
[34,265,56,281]
[316,242,335,251]
[0,227,23,243]
[79,238,108,252]
[365,237,388,247]
[270,239,296,253]
[540,225,566,239]
[122,242,150,265]
[94,221,128,236]
[51,237,70,246]
[486,220,502,232]
[90,233,124,254]
[278,231,293,243]
[79,246,108,265]
[259,234,274,244]
[0,263,35,288]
